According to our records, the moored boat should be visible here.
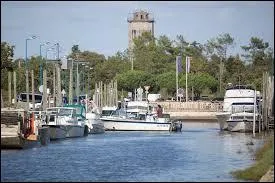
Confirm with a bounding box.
[216,85,258,131]
[42,106,87,140]
[227,102,260,132]
[101,101,182,131]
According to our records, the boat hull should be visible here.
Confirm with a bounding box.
[102,118,171,131]
[216,112,231,131]
[86,113,105,134]
[43,125,67,140]
[66,125,85,138]
[89,123,105,134]
[227,120,259,132]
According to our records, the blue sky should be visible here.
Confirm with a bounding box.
[1,1,274,60]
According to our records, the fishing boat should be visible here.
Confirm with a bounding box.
[42,106,88,140]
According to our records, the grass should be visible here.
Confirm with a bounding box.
[231,134,274,181]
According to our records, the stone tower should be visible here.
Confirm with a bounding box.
[127,10,155,50]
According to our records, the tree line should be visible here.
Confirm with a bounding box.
[1,33,274,101]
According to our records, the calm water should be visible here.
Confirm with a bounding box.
[1,122,267,182]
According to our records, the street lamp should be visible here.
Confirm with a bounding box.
[39,41,50,86]
[45,47,55,60]
[25,35,37,106]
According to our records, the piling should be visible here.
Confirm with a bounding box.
[13,71,17,106]
[8,71,12,105]
[31,70,35,109]
[42,69,48,111]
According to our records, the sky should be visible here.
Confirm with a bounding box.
[1,1,274,60]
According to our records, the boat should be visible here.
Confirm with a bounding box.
[42,106,88,140]
[216,85,257,131]
[85,100,105,134]
[42,107,67,140]
[226,102,259,132]
[101,101,182,131]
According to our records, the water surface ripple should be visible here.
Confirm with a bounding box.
[1,122,265,182]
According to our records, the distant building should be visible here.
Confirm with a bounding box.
[127,10,155,51]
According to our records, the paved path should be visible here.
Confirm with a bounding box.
[260,165,274,182]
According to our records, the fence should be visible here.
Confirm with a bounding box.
[154,101,223,112]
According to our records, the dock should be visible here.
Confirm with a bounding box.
[1,108,50,149]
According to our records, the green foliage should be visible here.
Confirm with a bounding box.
[155,71,176,95]
[115,70,153,93]
[1,42,15,71]
[1,33,273,99]
[179,72,218,97]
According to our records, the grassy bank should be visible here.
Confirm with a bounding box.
[231,133,274,181]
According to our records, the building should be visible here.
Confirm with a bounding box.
[127,10,155,51]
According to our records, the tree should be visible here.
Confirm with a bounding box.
[155,71,177,96]
[180,72,218,97]
[1,42,15,92]
[205,33,235,94]
[1,42,15,71]
[241,37,273,89]
[115,70,153,93]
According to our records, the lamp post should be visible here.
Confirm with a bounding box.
[39,42,50,86]
[25,35,37,107]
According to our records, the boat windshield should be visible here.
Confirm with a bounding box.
[101,110,115,116]
[127,106,148,111]
[58,108,73,116]
[232,105,255,113]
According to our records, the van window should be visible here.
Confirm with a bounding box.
[19,93,42,103]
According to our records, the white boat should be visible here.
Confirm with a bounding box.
[227,102,259,132]
[216,85,257,131]
[101,101,182,131]
[85,100,105,134]
[42,106,87,140]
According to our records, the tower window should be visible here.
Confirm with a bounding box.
[141,15,143,19]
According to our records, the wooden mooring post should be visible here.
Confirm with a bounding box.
[262,71,274,131]
[42,69,48,111]
[31,70,35,109]
[13,71,17,106]
[8,71,12,105]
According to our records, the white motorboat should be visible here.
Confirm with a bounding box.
[101,101,182,131]
[42,106,87,140]
[227,102,259,132]
[216,85,258,131]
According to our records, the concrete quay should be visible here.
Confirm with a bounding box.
[168,111,218,121]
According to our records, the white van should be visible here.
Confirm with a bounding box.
[17,93,43,110]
